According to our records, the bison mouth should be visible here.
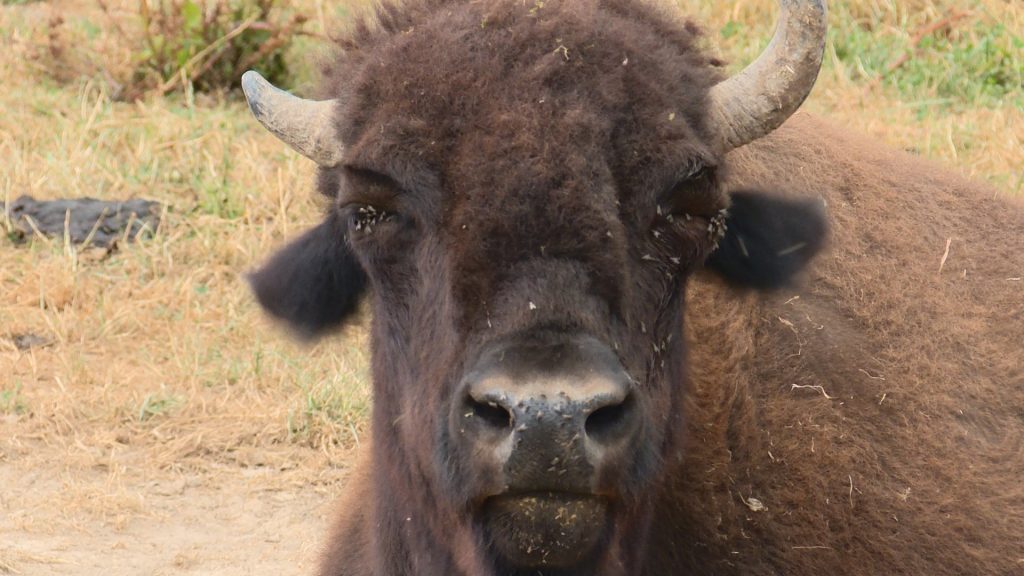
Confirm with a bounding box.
[481,492,611,569]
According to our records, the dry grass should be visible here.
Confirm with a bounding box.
[1,2,374,501]
[0,0,1021,559]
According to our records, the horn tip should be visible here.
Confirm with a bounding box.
[240,70,264,90]
[240,70,267,113]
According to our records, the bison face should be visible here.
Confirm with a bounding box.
[309,137,731,572]
[244,0,827,572]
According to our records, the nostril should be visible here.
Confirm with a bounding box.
[466,395,513,431]
[585,395,634,444]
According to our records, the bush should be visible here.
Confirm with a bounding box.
[43,0,313,101]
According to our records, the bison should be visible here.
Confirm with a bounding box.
[240,0,1024,573]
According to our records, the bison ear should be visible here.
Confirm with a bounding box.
[248,214,367,339]
[704,190,828,290]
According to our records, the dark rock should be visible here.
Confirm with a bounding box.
[10,333,53,351]
[2,195,161,247]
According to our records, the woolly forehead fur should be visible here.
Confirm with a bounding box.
[315,0,731,324]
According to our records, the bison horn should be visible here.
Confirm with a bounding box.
[707,0,828,152]
[240,70,345,167]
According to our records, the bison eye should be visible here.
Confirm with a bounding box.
[682,164,714,184]
[339,168,406,237]
[656,165,721,221]
[346,203,399,235]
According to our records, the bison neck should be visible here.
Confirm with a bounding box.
[637,281,776,573]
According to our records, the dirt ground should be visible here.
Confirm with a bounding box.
[0,446,331,575]
[0,408,360,575]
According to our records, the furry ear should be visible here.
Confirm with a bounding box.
[705,190,828,290]
[248,214,367,339]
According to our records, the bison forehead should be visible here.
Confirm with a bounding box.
[320,0,730,329]
[332,0,722,186]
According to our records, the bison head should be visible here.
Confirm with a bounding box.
[244,0,828,573]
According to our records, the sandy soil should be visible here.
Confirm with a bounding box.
[0,427,347,576]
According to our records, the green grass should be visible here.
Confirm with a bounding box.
[831,15,1023,109]
[707,1,1024,111]
[682,0,1024,195]
[286,350,372,447]
[1,382,28,414]
[137,389,183,421]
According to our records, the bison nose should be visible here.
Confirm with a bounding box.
[463,375,635,445]
[455,335,640,490]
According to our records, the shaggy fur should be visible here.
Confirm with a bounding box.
[248,0,1024,574]
[662,114,1024,574]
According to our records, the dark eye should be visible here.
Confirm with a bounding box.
[656,165,720,220]
[340,168,406,236]
[684,165,714,185]
[346,203,399,234]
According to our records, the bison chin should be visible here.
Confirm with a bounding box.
[481,492,611,570]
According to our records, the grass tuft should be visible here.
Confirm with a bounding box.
[0,382,28,415]
[137,390,183,422]
[288,376,371,448]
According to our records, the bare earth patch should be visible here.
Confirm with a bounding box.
[0,435,350,576]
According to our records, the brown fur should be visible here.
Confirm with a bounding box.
[321,114,1024,575]
[661,114,1024,574]
[256,0,1024,573]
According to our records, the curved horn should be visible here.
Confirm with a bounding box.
[707,0,828,152]
[241,70,344,167]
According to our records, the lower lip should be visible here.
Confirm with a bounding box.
[482,492,610,568]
